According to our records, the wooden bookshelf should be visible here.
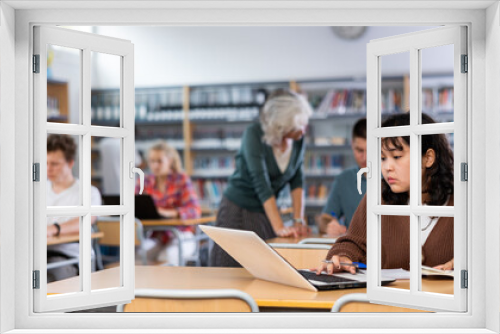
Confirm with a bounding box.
[47,80,69,123]
[90,74,453,216]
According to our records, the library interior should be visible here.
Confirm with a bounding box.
[44,25,457,313]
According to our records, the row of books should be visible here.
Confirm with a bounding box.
[306,182,330,200]
[189,86,267,106]
[91,107,261,122]
[437,88,454,111]
[193,157,235,171]
[304,152,344,175]
[316,89,366,115]
[47,96,62,119]
[136,127,184,141]
[381,89,405,113]
[422,87,454,112]
[193,127,246,140]
[190,107,259,121]
[192,179,227,206]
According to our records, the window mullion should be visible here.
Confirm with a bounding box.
[409,47,420,296]
[81,48,92,294]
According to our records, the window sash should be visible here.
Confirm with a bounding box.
[32,26,136,313]
[366,25,468,312]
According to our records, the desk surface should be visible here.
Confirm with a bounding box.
[141,216,216,226]
[47,266,453,311]
[47,232,104,246]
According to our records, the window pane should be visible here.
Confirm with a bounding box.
[46,134,81,207]
[93,216,122,291]
[420,216,454,296]
[380,136,411,206]
[92,137,122,199]
[47,216,82,294]
[47,45,81,124]
[91,52,121,127]
[420,133,454,206]
[421,44,454,123]
[380,51,410,124]
[380,215,410,291]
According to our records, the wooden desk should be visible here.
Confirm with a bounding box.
[47,266,453,312]
[47,232,104,246]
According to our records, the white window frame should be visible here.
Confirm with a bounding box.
[33,26,136,313]
[1,2,498,333]
[365,26,467,312]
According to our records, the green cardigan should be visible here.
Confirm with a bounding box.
[224,123,305,213]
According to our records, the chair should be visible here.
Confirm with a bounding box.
[95,217,147,269]
[269,243,330,269]
[116,288,259,312]
[298,237,337,245]
[331,293,370,312]
[331,293,427,312]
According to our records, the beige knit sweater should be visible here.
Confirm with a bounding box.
[326,195,454,270]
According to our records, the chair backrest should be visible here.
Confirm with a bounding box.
[331,293,370,312]
[331,293,427,312]
[116,289,259,312]
[270,244,330,270]
[96,217,143,246]
[298,237,337,245]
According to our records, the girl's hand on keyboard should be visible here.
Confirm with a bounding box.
[314,256,357,275]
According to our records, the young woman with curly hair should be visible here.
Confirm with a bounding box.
[316,113,455,275]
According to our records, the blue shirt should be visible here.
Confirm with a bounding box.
[322,165,366,228]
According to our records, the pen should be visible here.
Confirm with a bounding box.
[339,262,367,273]
[339,262,359,273]
[352,262,367,269]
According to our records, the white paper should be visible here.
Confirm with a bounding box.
[381,268,411,280]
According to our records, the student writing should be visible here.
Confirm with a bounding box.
[46,134,102,282]
[316,113,454,275]
[318,118,367,237]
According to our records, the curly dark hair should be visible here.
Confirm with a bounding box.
[47,134,77,162]
[381,113,454,205]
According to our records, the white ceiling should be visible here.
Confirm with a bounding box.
[4,0,497,10]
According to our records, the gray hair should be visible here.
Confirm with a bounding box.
[260,90,313,146]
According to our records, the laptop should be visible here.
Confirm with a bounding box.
[200,225,395,292]
[102,194,162,220]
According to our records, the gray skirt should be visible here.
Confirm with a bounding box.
[210,196,276,267]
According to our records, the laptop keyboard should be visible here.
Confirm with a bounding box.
[298,270,357,283]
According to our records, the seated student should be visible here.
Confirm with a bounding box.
[46,134,102,282]
[316,113,454,275]
[318,118,367,237]
[136,141,201,265]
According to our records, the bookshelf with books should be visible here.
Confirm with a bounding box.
[89,73,453,221]
[296,73,454,223]
[47,80,69,123]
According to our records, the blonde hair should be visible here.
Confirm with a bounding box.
[148,141,183,173]
[260,89,313,146]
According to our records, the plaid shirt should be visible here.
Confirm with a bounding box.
[135,173,201,220]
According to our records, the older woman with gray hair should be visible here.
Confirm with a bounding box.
[210,89,313,267]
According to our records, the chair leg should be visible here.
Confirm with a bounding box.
[93,239,104,271]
